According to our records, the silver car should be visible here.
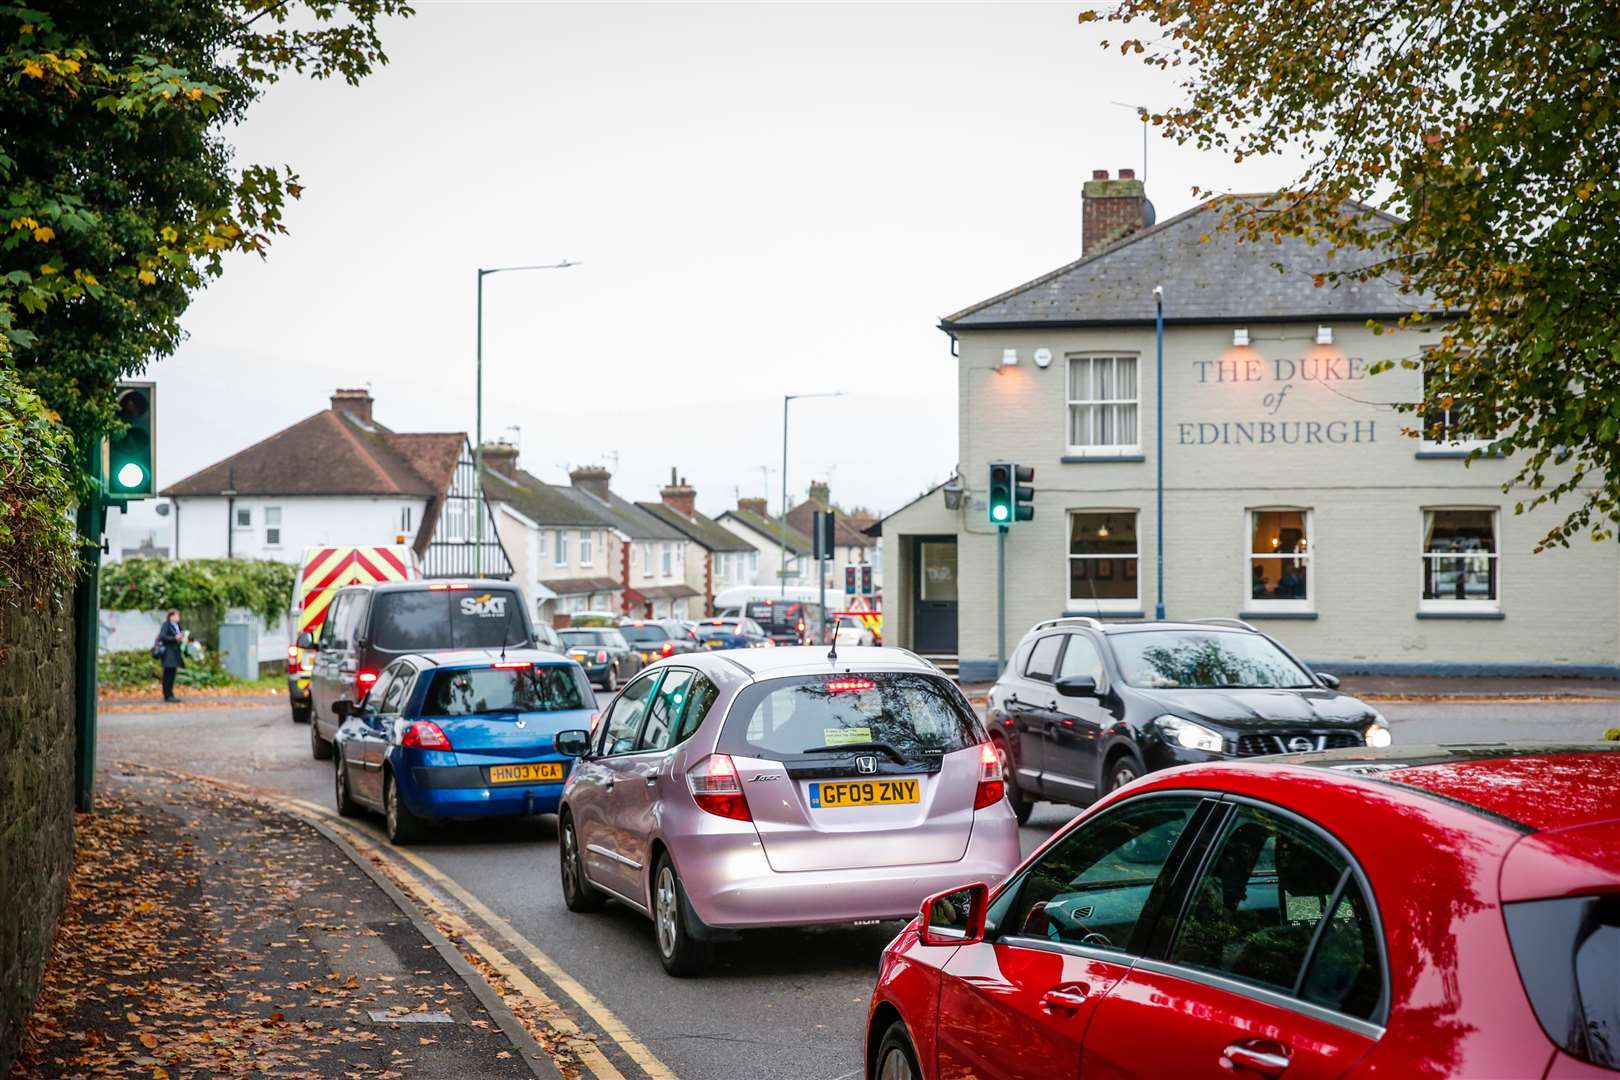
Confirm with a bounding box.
[552,647,1022,976]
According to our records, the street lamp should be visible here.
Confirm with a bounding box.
[781,391,844,595]
[475,260,578,574]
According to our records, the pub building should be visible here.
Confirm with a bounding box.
[874,169,1617,682]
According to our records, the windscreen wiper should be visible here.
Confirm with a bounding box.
[801,741,907,762]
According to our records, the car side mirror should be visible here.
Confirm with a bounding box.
[296,631,314,649]
[1055,674,1099,698]
[332,700,350,719]
[1315,672,1341,690]
[554,729,592,758]
[918,881,989,946]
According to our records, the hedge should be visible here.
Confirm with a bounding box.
[0,367,78,615]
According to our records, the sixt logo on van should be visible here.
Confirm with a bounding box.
[460,594,508,618]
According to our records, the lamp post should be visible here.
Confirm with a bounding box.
[475,260,578,574]
[1154,284,1166,620]
[780,391,843,596]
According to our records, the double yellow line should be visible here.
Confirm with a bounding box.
[149,768,676,1080]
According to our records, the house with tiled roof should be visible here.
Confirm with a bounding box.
[160,388,512,578]
[718,498,814,588]
[636,470,756,614]
[782,480,881,596]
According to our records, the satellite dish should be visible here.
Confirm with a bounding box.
[155,501,172,517]
[1143,198,1157,227]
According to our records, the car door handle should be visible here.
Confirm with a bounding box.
[645,776,658,787]
[1220,1041,1291,1077]
[1039,985,1090,1012]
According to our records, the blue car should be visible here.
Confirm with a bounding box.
[332,649,597,844]
[691,616,773,651]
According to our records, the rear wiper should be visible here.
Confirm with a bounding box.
[801,741,907,762]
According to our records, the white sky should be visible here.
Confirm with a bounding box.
[123,1,1298,541]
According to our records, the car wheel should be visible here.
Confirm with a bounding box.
[652,854,712,977]
[559,814,606,913]
[994,738,1033,826]
[1106,756,1143,794]
[292,703,311,724]
[334,748,361,818]
[875,1022,921,1080]
[606,665,619,693]
[310,715,333,761]
[384,769,424,845]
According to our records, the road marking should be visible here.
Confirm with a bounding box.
[139,769,673,1080]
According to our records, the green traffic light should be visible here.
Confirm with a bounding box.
[115,461,146,490]
[991,504,1009,522]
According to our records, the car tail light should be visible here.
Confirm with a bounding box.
[825,677,874,693]
[974,741,1006,810]
[356,669,379,700]
[492,660,531,669]
[595,649,608,663]
[589,711,601,732]
[687,754,751,821]
[286,644,299,670]
[402,720,453,750]
[660,641,675,657]
[427,581,468,590]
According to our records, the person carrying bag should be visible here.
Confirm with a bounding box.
[156,609,185,703]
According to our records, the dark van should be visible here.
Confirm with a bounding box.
[307,579,533,760]
[745,598,827,647]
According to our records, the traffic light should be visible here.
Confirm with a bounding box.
[813,510,836,561]
[104,382,156,499]
[845,565,857,593]
[860,564,873,595]
[988,462,1013,525]
[1012,464,1035,522]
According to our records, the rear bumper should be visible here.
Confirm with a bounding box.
[286,677,311,705]
[678,809,1022,930]
[395,755,569,820]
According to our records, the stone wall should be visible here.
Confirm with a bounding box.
[0,602,76,1073]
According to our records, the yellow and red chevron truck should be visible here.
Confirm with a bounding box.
[286,545,418,723]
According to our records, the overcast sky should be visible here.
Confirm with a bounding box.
[121,1,1298,542]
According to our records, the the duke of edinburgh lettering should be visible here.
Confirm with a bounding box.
[1180,355,1378,446]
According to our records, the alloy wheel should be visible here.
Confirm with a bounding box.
[386,778,398,836]
[878,1048,915,1080]
[1110,762,1140,793]
[654,864,678,958]
[562,823,581,897]
[335,756,348,804]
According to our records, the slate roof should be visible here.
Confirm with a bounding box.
[720,508,813,555]
[483,468,615,529]
[784,500,875,549]
[942,197,1439,329]
[555,485,686,542]
[636,502,754,553]
[539,575,621,596]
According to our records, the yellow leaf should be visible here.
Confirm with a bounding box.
[32,226,54,242]
[39,264,57,275]
[137,270,156,285]
[153,1069,168,1080]
[188,87,203,100]
[22,61,43,78]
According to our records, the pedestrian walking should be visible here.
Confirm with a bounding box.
[156,608,185,702]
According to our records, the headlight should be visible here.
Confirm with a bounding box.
[1364,717,1392,748]
[1155,715,1225,754]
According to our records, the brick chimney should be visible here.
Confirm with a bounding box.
[1082,169,1152,256]
[807,480,831,507]
[569,465,613,502]
[660,467,697,517]
[480,441,519,479]
[330,388,374,424]
[737,496,769,517]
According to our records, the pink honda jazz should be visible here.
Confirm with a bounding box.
[552,646,1022,975]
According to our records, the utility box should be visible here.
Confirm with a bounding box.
[218,622,258,682]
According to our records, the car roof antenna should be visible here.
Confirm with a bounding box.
[827,624,838,664]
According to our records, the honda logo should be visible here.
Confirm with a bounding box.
[1287,736,1315,753]
[855,755,878,774]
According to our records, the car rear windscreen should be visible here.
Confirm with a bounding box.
[720,673,982,763]
[370,589,527,651]
[620,625,672,644]
[559,630,611,646]
[420,664,592,717]
[1505,894,1620,1069]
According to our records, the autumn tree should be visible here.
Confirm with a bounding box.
[1,0,412,442]
[1085,0,1620,547]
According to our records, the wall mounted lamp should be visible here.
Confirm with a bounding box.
[1316,326,1334,345]
[1232,328,1250,347]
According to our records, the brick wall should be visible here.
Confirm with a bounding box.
[0,603,76,1073]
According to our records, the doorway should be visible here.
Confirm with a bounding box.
[911,536,958,655]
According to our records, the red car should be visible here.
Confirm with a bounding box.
[866,743,1620,1080]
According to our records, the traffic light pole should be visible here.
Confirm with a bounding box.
[72,451,106,812]
[996,524,1008,675]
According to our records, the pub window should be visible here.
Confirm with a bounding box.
[1422,355,1494,448]
[1421,508,1498,611]
[1068,511,1138,612]
[1248,509,1311,611]
[1068,354,1139,453]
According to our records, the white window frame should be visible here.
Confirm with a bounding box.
[537,530,547,558]
[579,529,592,566]
[1067,353,1141,456]
[235,506,252,529]
[264,506,282,548]
[662,542,673,576]
[1419,506,1500,613]
[1066,508,1140,613]
[1420,352,1494,452]
[643,543,653,576]
[1245,507,1313,614]
[401,506,413,534]
[554,529,569,568]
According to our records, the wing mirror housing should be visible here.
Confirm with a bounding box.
[332,700,350,719]
[295,630,314,649]
[1055,674,1099,698]
[1315,671,1341,690]
[917,881,989,946]
[553,729,592,758]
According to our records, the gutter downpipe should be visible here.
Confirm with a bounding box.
[1154,286,1166,621]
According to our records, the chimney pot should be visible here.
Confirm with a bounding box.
[660,471,697,517]
[737,496,769,517]
[569,466,613,502]
[1092,169,1109,180]
[1082,168,1150,256]
[330,387,374,424]
[1119,168,1135,180]
[479,441,519,479]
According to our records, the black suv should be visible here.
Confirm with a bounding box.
[987,617,1390,823]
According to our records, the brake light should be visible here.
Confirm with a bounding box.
[687,754,751,821]
[825,677,875,693]
[974,741,1006,810]
[428,581,469,591]
[589,711,601,732]
[492,660,531,669]
[402,720,453,750]
[286,644,299,670]
[356,669,379,701]
[595,649,608,663]
[660,641,675,657]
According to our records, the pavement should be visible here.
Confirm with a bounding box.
[11,767,546,1079]
[62,694,1620,1080]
